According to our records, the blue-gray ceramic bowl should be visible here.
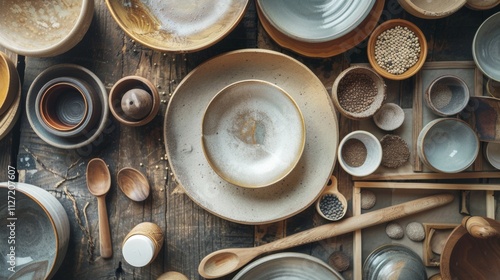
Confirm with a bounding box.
[473,11,500,82]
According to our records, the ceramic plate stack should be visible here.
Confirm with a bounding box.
[256,0,384,57]
[164,49,339,224]
[0,51,21,141]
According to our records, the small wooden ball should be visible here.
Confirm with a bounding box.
[121,88,153,120]
[406,222,425,242]
[328,251,350,272]
[386,222,404,239]
[361,190,376,210]
[157,271,188,280]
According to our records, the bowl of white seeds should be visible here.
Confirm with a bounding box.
[368,19,428,80]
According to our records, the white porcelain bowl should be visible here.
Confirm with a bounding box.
[417,118,479,173]
[338,130,382,177]
[0,182,70,279]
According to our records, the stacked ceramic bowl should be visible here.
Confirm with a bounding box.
[201,79,306,188]
[0,51,21,141]
[256,0,383,57]
[26,64,109,149]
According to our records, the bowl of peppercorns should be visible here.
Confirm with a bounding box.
[331,65,387,120]
[367,19,428,80]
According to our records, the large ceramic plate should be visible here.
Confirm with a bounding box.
[473,11,500,82]
[202,80,305,188]
[233,252,344,280]
[258,0,375,43]
[164,49,338,224]
[105,0,248,52]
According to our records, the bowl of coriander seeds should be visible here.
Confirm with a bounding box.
[368,19,428,80]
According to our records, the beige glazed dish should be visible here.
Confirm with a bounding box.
[397,0,466,19]
[164,49,339,224]
[0,0,94,57]
[105,0,248,52]
[202,80,305,188]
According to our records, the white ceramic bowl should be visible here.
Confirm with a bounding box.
[373,103,405,131]
[338,130,382,177]
[0,182,70,279]
[485,142,500,170]
[424,75,470,117]
[397,0,466,19]
[258,0,375,43]
[202,79,305,188]
[0,0,94,57]
[473,12,500,82]
[417,118,479,173]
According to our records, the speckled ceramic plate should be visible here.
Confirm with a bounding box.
[105,0,248,52]
[233,252,345,280]
[164,49,338,224]
[202,80,305,188]
[258,0,375,43]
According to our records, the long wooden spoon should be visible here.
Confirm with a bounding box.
[198,193,454,279]
[86,158,113,258]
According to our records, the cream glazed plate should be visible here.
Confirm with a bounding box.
[258,0,375,43]
[202,79,305,188]
[164,49,338,224]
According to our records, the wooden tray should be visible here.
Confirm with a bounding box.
[352,181,500,279]
[352,61,500,180]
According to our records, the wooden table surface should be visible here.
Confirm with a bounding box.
[1,1,499,279]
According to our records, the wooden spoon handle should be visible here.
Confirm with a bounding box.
[260,193,454,253]
[97,196,113,258]
[463,216,500,239]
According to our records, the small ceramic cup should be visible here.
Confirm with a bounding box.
[373,103,405,131]
[122,222,164,267]
[485,142,500,170]
[487,78,500,99]
[425,75,470,117]
[35,77,99,138]
[338,130,382,177]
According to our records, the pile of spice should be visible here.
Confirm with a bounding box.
[341,138,367,167]
[337,73,378,113]
[374,25,421,75]
[380,134,410,168]
[430,84,453,109]
[319,194,345,221]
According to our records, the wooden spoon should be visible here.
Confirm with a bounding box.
[86,158,113,258]
[117,167,150,202]
[198,193,454,279]
[315,175,347,221]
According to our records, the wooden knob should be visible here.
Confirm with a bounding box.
[462,216,499,239]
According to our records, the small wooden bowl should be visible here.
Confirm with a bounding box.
[367,19,428,80]
[397,0,466,19]
[109,76,160,127]
[331,65,386,120]
[0,51,20,116]
[117,167,150,202]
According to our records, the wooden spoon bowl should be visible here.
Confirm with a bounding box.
[117,167,150,202]
[315,175,347,221]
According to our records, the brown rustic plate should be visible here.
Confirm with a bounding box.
[164,49,338,224]
[105,0,248,52]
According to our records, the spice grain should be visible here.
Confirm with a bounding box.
[319,194,345,221]
[381,134,410,168]
[337,73,377,113]
[342,138,367,167]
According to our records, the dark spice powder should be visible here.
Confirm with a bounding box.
[338,73,377,113]
[380,134,410,168]
[341,138,367,167]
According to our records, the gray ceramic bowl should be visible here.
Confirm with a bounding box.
[473,11,500,82]
[363,244,427,280]
[0,182,70,279]
[26,64,109,149]
[424,75,470,117]
[417,118,479,173]
[233,252,344,280]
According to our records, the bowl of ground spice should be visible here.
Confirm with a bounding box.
[338,130,382,177]
[331,65,386,120]
[367,19,428,80]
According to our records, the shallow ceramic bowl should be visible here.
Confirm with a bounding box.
[367,19,428,80]
[485,142,500,170]
[373,103,405,131]
[473,12,500,82]
[338,130,382,177]
[105,0,248,52]
[258,0,375,43]
[233,252,344,280]
[0,51,20,116]
[109,76,160,127]
[425,75,470,117]
[26,64,109,149]
[417,118,479,173]
[0,182,70,280]
[363,244,427,280]
[202,79,305,188]
[466,0,499,10]
[0,0,94,57]
[397,0,466,19]
[35,77,100,138]
[331,65,386,120]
